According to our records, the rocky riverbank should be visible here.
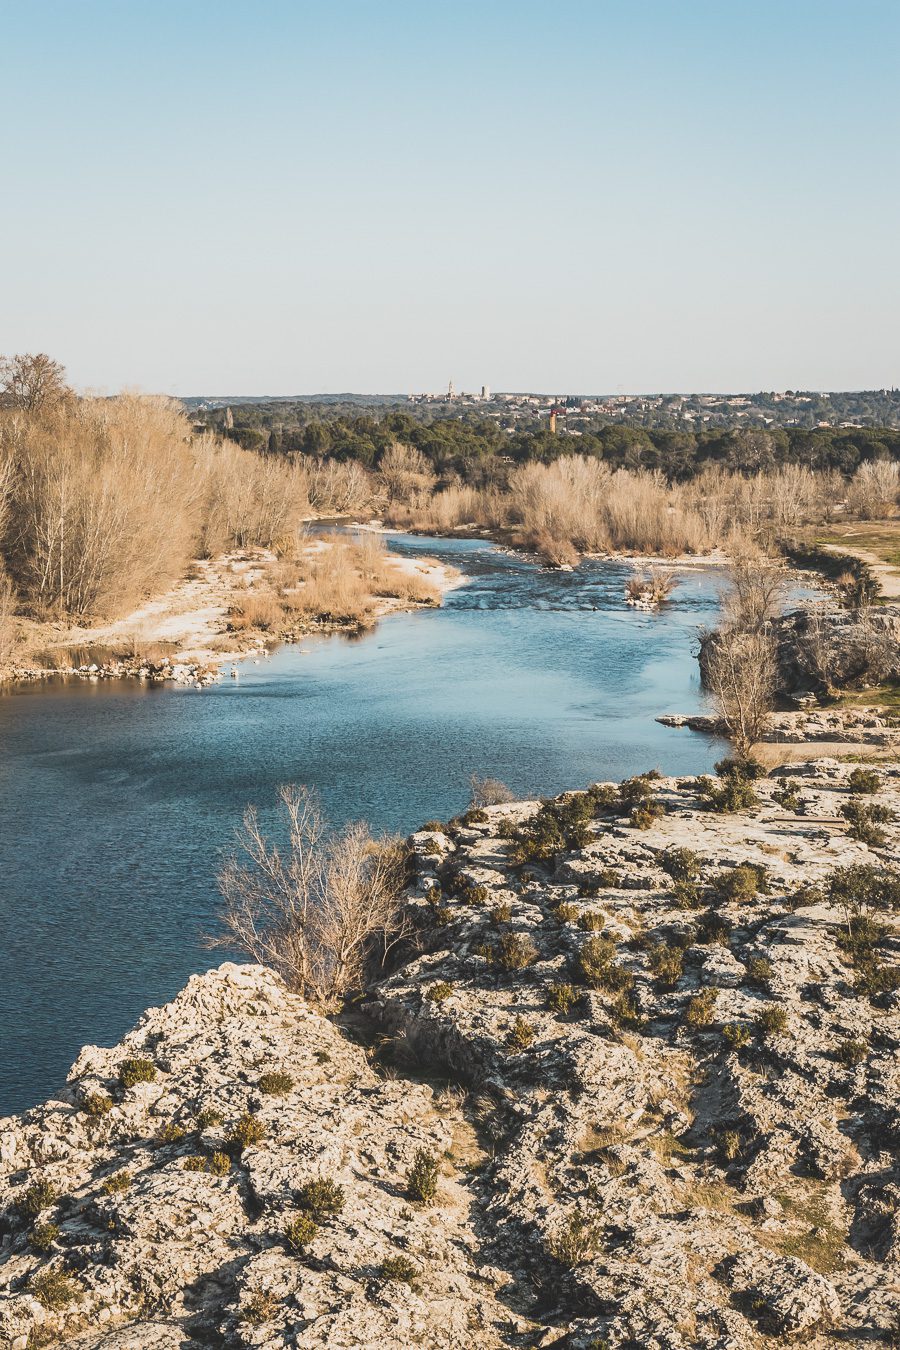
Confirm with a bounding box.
[2,761,899,1348]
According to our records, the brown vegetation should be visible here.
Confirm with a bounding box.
[214,784,407,1004]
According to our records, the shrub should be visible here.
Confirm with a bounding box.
[715,1128,742,1162]
[208,1151,231,1176]
[630,801,666,830]
[610,990,644,1028]
[548,1211,601,1265]
[547,982,578,1014]
[82,1091,113,1117]
[495,932,539,971]
[577,909,605,931]
[425,980,454,1004]
[258,1071,294,1096]
[119,1057,157,1088]
[848,768,881,794]
[100,1170,131,1196]
[555,903,579,924]
[227,1114,266,1154]
[196,1107,223,1129]
[713,864,768,903]
[407,1149,440,1204]
[242,1290,280,1325]
[576,936,617,986]
[772,778,803,811]
[746,956,773,987]
[285,1213,318,1251]
[182,1155,206,1172]
[156,1121,186,1145]
[697,760,760,813]
[835,1038,868,1068]
[507,1017,535,1051]
[491,901,512,924]
[660,848,701,883]
[722,1022,751,1050]
[695,910,732,945]
[380,1254,419,1284]
[28,1222,59,1253]
[463,809,488,826]
[30,1267,79,1311]
[685,988,719,1028]
[297,1176,345,1218]
[15,1180,57,1218]
[592,867,621,887]
[756,1005,788,1038]
[828,863,900,915]
[674,880,702,910]
[841,799,893,847]
[508,794,595,864]
[648,943,684,988]
[458,883,488,905]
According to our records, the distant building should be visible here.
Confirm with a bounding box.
[448,379,455,400]
[481,385,490,400]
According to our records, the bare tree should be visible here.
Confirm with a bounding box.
[0,353,69,412]
[722,552,786,634]
[378,441,436,504]
[469,774,515,807]
[703,627,777,761]
[214,785,407,1004]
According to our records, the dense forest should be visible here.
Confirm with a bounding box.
[194,404,900,485]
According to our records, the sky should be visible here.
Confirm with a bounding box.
[1,0,898,396]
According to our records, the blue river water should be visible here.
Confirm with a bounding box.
[0,533,726,1114]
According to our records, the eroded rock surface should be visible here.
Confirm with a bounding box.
[2,761,899,1348]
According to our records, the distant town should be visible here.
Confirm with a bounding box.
[186,385,900,431]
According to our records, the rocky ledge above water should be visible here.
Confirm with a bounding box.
[2,761,900,1349]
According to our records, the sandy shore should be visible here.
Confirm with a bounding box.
[3,539,465,686]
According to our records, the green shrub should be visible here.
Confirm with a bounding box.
[458,882,488,905]
[674,880,702,910]
[756,1004,788,1037]
[258,1071,294,1096]
[100,1170,131,1196]
[15,1180,57,1218]
[508,794,596,864]
[722,1022,751,1050]
[588,784,620,813]
[715,1128,742,1162]
[156,1121,186,1145]
[841,799,893,847]
[463,808,488,825]
[577,909,605,931]
[648,943,684,988]
[30,1267,79,1311]
[82,1091,113,1117]
[828,863,900,914]
[713,864,768,903]
[491,901,512,924]
[610,990,644,1028]
[297,1176,345,1218]
[697,760,760,813]
[746,956,773,987]
[422,820,446,833]
[660,848,701,883]
[425,980,454,1004]
[227,1114,266,1154]
[555,903,579,924]
[594,867,621,887]
[208,1151,231,1176]
[119,1057,157,1088]
[547,982,578,1014]
[285,1213,318,1251]
[507,1017,536,1051]
[630,801,665,830]
[494,932,539,971]
[28,1222,59,1253]
[196,1107,223,1129]
[685,987,719,1028]
[242,1290,280,1325]
[380,1254,419,1284]
[695,910,733,945]
[848,767,881,794]
[182,1155,207,1172]
[576,936,617,986]
[407,1148,440,1204]
[835,1038,868,1068]
[772,777,803,811]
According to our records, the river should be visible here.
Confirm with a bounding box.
[0,532,726,1114]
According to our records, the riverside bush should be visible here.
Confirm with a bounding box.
[697,759,761,813]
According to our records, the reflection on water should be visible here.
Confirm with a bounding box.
[0,533,726,1113]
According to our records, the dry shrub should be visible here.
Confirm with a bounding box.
[846,460,900,519]
[214,784,407,1003]
[384,484,492,532]
[201,438,308,554]
[305,458,373,515]
[228,590,285,632]
[379,442,436,504]
[0,571,18,665]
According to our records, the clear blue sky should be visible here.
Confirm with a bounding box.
[2,0,898,395]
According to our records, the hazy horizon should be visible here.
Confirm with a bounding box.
[3,0,898,396]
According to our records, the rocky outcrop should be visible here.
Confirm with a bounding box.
[2,762,900,1348]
